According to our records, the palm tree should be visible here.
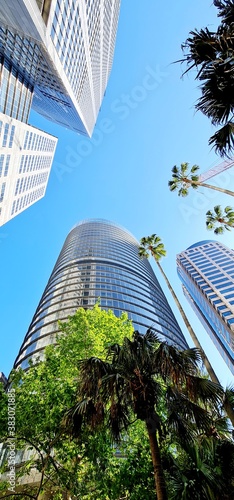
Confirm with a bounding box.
[139,235,234,427]
[180,1,234,157]
[138,234,220,385]
[169,437,234,499]
[206,204,234,234]
[64,330,224,500]
[168,162,234,197]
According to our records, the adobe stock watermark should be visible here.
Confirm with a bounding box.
[178,168,234,225]
[7,388,16,493]
[54,64,168,182]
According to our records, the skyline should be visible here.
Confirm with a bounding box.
[0,0,234,386]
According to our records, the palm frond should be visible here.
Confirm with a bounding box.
[214,226,226,234]
[185,376,224,405]
[172,165,179,174]
[138,246,149,259]
[209,121,234,157]
[178,187,189,197]
[168,181,178,192]
[190,164,200,174]
[214,0,234,25]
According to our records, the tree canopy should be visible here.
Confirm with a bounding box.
[0,306,134,499]
[64,329,230,500]
[1,306,233,499]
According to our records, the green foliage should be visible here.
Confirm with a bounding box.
[206,204,234,233]
[65,329,229,500]
[180,0,234,157]
[1,307,233,499]
[167,437,234,499]
[168,162,200,197]
[0,306,133,498]
[138,234,167,261]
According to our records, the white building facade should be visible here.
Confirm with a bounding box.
[0,113,57,226]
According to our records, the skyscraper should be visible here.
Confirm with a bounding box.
[177,240,234,375]
[0,113,57,226]
[0,0,121,136]
[0,45,58,225]
[14,219,188,370]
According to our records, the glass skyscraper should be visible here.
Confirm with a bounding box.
[0,0,121,136]
[177,240,234,375]
[14,219,188,370]
[0,1,120,223]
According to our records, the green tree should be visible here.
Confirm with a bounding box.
[180,0,234,157]
[168,162,234,197]
[138,234,220,385]
[74,421,156,500]
[64,330,225,500]
[168,437,234,499]
[206,204,234,233]
[0,306,133,499]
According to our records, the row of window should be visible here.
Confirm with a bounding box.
[0,60,33,122]
[11,186,45,215]
[15,172,48,195]
[23,131,55,152]
[25,297,184,353]
[184,287,234,372]
[19,154,52,174]
[0,155,10,178]
[0,183,6,203]
[0,122,15,148]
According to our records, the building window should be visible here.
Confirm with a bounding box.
[4,155,10,176]
[9,126,15,148]
[0,183,6,203]
[2,124,9,147]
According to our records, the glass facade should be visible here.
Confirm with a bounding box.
[0,0,121,136]
[0,58,33,123]
[14,219,188,370]
[177,240,234,374]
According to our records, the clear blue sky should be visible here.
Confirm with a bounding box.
[1,0,234,385]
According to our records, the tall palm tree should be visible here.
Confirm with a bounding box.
[138,234,220,385]
[168,162,234,197]
[64,330,224,500]
[206,204,234,234]
[138,235,234,427]
[179,1,234,157]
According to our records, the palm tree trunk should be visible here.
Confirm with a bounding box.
[145,420,167,500]
[155,261,220,385]
[186,179,234,197]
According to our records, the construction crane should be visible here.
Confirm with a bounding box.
[199,158,234,182]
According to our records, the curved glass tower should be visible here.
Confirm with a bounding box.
[14,219,188,369]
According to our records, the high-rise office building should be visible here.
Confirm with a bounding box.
[14,219,188,370]
[0,113,57,226]
[0,1,120,223]
[177,240,234,374]
[0,0,121,136]
[0,51,58,225]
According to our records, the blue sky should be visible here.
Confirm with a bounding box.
[1,0,234,385]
